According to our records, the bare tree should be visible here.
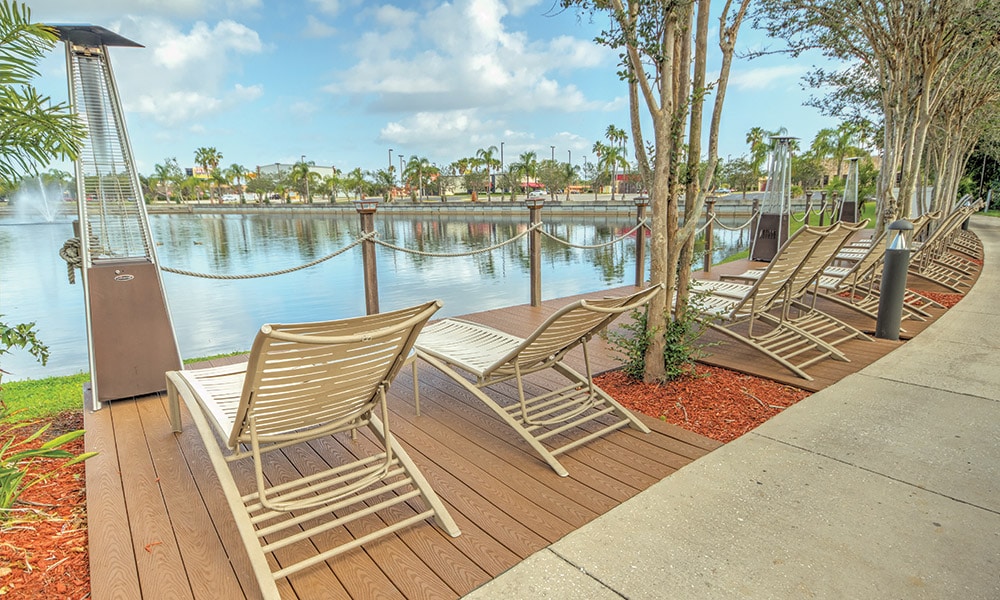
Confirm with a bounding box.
[563,0,751,382]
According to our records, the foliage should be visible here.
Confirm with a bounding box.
[606,292,712,382]
[0,317,48,375]
[0,1,86,187]
[0,373,88,421]
[0,405,95,519]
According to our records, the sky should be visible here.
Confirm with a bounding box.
[30,0,841,178]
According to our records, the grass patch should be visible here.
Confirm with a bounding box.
[1,372,90,422]
[0,351,250,423]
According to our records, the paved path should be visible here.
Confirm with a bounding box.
[464,215,1000,599]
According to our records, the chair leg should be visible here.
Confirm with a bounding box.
[550,361,651,434]
[370,415,461,537]
[165,371,183,433]
[417,351,571,477]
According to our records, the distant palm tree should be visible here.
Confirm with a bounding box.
[605,124,628,200]
[518,151,538,196]
[345,167,364,200]
[225,163,248,203]
[810,122,862,182]
[193,147,222,201]
[476,145,500,201]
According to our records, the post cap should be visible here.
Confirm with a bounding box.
[887,219,913,231]
[353,198,380,213]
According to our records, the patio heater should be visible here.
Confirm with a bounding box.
[839,157,861,223]
[750,136,797,261]
[54,25,181,410]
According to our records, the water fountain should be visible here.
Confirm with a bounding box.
[10,178,67,223]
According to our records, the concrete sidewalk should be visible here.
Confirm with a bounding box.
[465,215,1000,599]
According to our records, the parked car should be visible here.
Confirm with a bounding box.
[527,190,548,199]
[221,193,240,202]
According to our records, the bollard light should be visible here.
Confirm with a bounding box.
[887,218,913,249]
[875,219,914,341]
[354,198,380,214]
[524,197,545,210]
[633,195,649,208]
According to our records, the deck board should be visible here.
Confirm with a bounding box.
[85,251,974,598]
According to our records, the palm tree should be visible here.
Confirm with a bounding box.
[290,159,315,202]
[152,158,181,202]
[225,163,248,203]
[344,167,364,200]
[810,122,862,183]
[193,147,222,201]
[0,2,86,187]
[561,162,579,202]
[518,151,538,197]
[605,124,628,200]
[476,145,500,201]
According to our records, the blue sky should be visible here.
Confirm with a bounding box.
[31,0,840,177]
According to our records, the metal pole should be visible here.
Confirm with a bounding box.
[528,199,544,306]
[635,197,648,286]
[703,198,715,273]
[875,220,913,340]
[356,201,380,314]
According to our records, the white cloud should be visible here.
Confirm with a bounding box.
[102,17,264,125]
[303,15,337,38]
[729,65,807,91]
[309,0,342,17]
[333,0,608,115]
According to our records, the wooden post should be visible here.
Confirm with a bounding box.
[804,191,813,226]
[819,191,827,226]
[634,196,648,286]
[831,192,840,223]
[703,198,715,273]
[527,197,544,306]
[355,199,380,314]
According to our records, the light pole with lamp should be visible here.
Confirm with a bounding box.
[550,145,555,162]
[301,154,309,203]
[388,149,393,200]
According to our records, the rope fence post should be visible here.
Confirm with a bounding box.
[804,191,813,225]
[634,195,648,286]
[703,198,715,273]
[355,199,380,314]
[819,191,827,226]
[526,196,544,306]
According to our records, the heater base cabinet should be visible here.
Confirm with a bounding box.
[87,260,181,402]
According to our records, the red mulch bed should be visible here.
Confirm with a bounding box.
[0,411,89,600]
[596,364,811,443]
[916,289,964,309]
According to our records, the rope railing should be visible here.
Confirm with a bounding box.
[158,232,376,280]
[540,219,647,249]
[706,211,759,231]
[58,206,658,309]
[371,222,541,257]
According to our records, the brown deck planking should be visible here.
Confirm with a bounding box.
[85,246,976,599]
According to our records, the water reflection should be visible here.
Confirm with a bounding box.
[0,212,746,380]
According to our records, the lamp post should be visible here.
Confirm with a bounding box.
[568,149,571,165]
[550,145,555,162]
[399,155,404,193]
[301,154,309,203]
[388,149,393,200]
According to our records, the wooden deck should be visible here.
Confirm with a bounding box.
[84,255,976,599]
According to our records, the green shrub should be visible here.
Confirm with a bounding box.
[606,290,713,381]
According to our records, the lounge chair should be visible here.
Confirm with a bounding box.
[413,285,663,477]
[166,301,459,600]
[686,223,865,380]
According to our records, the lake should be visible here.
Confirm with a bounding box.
[0,210,748,381]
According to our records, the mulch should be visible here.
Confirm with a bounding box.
[0,411,89,600]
